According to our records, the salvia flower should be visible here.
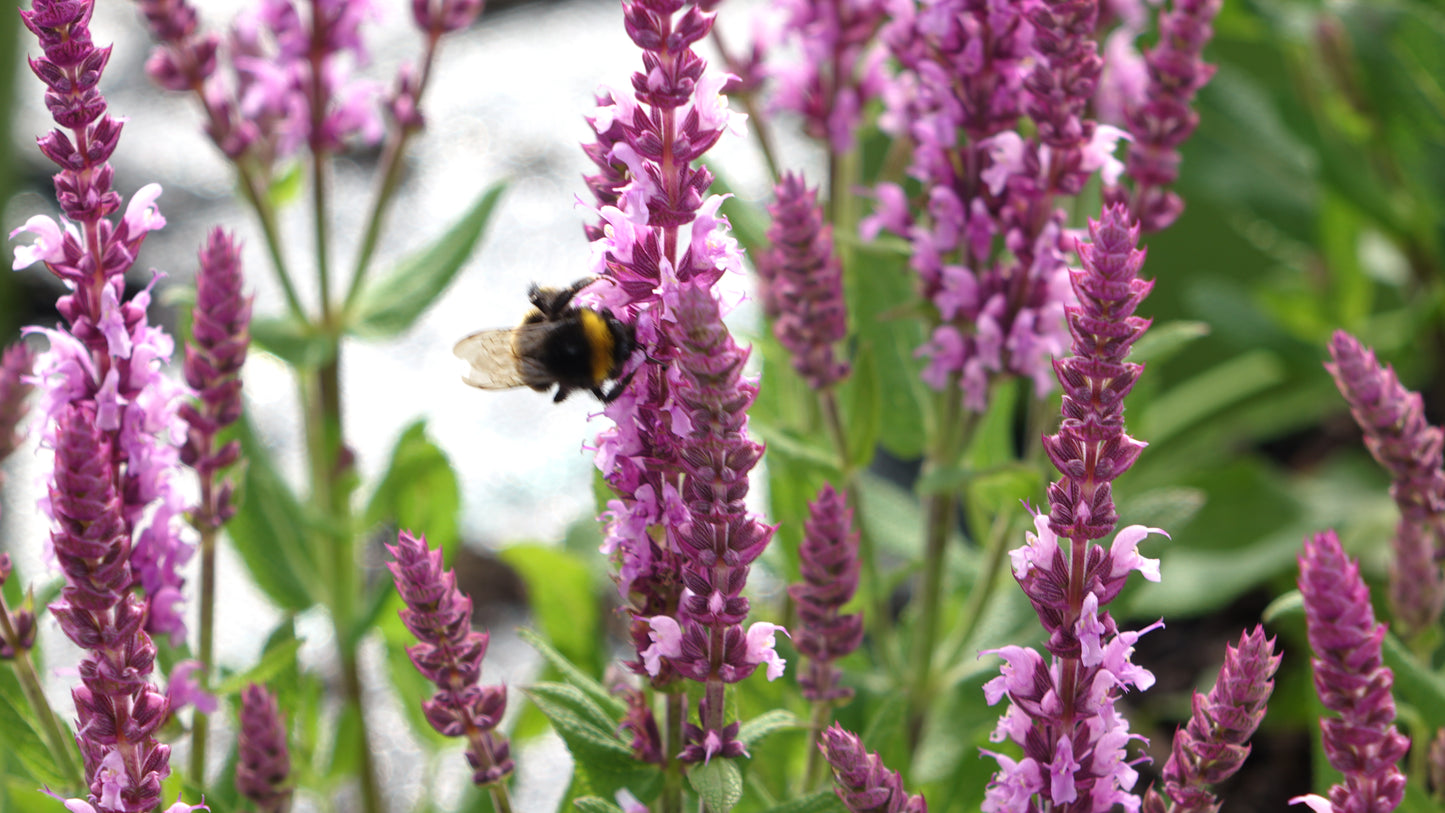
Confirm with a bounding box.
[1115,0,1223,232]
[763,173,850,388]
[1325,330,1445,637]
[981,204,1166,813]
[1293,530,1408,813]
[235,683,293,813]
[1148,625,1281,813]
[386,530,513,786]
[180,228,251,529]
[867,0,1131,411]
[789,483,863,703]
[15,0,193,647]
[47,405,174,813]
[769,0,889,153]
[819,723,927,813]
[0,554,38,660]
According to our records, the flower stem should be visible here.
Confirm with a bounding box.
[0,594,82,786]
[940,509,1016,669]
[662,691,685,813]
[189,522,219,782]
[707,27,779,183]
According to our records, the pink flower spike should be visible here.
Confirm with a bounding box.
[9,215,66,270]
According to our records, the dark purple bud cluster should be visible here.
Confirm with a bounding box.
[617,686,663,764]
[235,684,293,813]
[764,173,850,389]
[180,228,251,527]
[1042,203,1151,543]
[1025,0,1105,194]
[1146,626,1280,813]
[0,554,38,660]
[387,530,513,786]
[1118,0,1222,231]
[411,0,484,33]
[819,724,927,813]
[1326,330,1445,636]
[48,405,173,813]
[132,0,219,91]
[1297,530,1409,813]
[789,484,862,703]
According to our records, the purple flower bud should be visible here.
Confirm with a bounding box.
[236,684,292,813]
[789,483,862,703]
[386,530,514,786]
[1161,625,1280,813]
[765,173,850,389]
[0,553,38,660]
[180,228,251,527]
[1297,530,1409,813]
[819,724,927,813]
[1025,0,1106,194]
[1326,330,1445,636]
[617,686,663,764]
[411,0,484,33]
[1043,203,1152,542]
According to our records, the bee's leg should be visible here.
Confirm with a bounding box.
[552,277,595,315]
[553,385,573,403]
[599,366,640,404]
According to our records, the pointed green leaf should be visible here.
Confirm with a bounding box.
[501,545,601,675]
[228,416,320,611]
[687,758,743,813]
[736,709,801,747]
[212,637,304,697]
[519,628,626,717]
[250,316,335,369]
[1383,631,1445,732]
[572,798,624,813]
[523,683,659,801]
[363,420,461,556]
[0,680,68,789]
[350,182,507,338]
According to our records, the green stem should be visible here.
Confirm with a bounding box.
[801,701,832,792]
[939,510,1016,669]
[233,165,308,322]
[662,691,685,813]
[343,32,444,314]
[189,522,218,783]
[706,27,780,184]
[0,593,83,786]
[906,385,974,747]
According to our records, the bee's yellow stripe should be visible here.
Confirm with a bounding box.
[578,309,616,385]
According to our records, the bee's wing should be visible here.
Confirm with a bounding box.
[453,328,530,389]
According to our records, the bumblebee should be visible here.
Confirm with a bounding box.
[453,278,638,403]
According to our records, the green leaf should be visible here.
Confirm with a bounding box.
[688,758,743,813]
[1137,349,1287,447]
[502,545,601,675]
[760,792,849,813]
[228,415,320,611]
[212,637,304,697]
[363,420,462,556]
[350,182,506,338]
[519,628,627,718]
[1382,631,1445,732]
[836,343,882,469]
[736,709,801,747]
[523,683,659,802]
[250,315,335,369]
[0,680,67,789]
[572,798,624,813]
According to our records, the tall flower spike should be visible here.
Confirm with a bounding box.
[1152,625,1281,813]
[981,204,1165,813]
[1293,530,1409,813]
[819,723,927,813]
[236,684,293,813]
[386,530,513,786]
[181,228,251,527]
[1117,0,1222,231]
[789,483,863,703]
[48,405,174,813]
[1325,330,1445,637]
[764,173,850,389]
[16,0,192,645]
[770,0,889,153]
